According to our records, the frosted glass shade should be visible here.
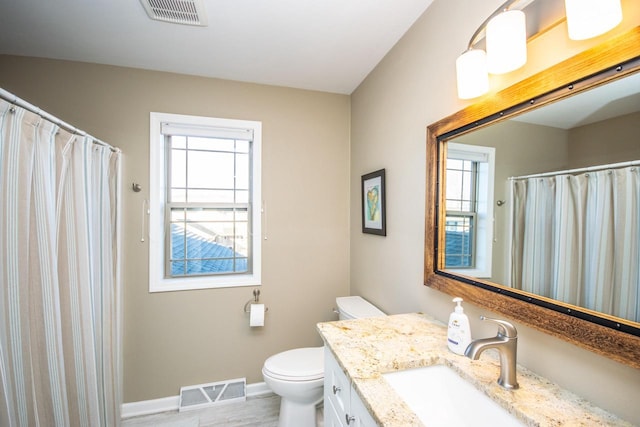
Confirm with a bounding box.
[456,49,489,99]
[565,0,622,40]
[486,10,527,74]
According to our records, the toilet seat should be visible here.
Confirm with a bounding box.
[263,347,324,381]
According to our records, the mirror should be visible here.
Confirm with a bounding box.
[425,26,640,369]
[444,71,640,323]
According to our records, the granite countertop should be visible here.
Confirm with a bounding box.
[317,313,632,427]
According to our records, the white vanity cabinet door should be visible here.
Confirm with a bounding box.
[348,387,377,426]
[325,398,346,427]
[325,348,351,426]
[324,347,378,427]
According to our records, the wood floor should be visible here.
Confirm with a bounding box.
[122,393,324,427]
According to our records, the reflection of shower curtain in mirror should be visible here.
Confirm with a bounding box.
[509,165,640,323]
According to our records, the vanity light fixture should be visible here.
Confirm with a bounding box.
[456,0,623,99]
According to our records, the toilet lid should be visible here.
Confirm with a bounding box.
[263,347,324,381]
[336,296,385,319]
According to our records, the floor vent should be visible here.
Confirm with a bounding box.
[139,0,208,26]
[179,378,246,412]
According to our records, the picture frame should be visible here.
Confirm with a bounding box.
[361,169,386,236]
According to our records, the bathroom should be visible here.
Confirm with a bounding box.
[0,0,639,425]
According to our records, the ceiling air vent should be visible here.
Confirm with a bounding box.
[139,0,208,26]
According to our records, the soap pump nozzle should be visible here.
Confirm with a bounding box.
[453,297,464,313]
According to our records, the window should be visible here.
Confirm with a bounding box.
[445,143,495,278]
[149,113,261,292]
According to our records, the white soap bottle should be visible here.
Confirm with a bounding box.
[447,297,472,355]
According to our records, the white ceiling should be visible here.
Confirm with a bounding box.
[513,71,640,129]
[0,0,434,94]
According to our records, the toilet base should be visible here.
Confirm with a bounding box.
[278,397,321,427]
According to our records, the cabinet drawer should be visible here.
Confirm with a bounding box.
[325,348,350,415]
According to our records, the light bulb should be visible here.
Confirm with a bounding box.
[486,10,527,75]
[565,0,622,40]
[456,49,489,99]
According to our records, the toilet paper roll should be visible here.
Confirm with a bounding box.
[250,303,265,327]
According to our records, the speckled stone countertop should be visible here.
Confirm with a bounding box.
[317,313,632,427]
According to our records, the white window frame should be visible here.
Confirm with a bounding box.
[149,112,262,292]
[446,142,495,278]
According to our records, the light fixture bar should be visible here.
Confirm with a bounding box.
[464,0,533,51]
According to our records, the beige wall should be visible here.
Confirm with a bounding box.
[350,0,640,424]
[0,55,351,402]
[569,111,640,168]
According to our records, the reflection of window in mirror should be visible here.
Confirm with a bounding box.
[445,143,495,278]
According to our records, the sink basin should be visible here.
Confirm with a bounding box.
[382,365,524,426]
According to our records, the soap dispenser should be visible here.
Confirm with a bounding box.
[447,297,472,355]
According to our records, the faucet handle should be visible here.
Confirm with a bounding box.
[480,316,518,338]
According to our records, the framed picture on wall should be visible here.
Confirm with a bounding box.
[361,169,386,236]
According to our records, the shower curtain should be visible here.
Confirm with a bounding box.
[0,99,121,426]
[509,166,640,322]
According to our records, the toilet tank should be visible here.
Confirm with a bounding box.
[336,296,385,320]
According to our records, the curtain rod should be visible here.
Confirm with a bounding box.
[0,87,120,153]
[510,160,640,180]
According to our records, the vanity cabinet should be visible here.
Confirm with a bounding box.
[324,347,377,427]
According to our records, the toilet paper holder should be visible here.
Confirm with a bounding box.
[243,289,269,313]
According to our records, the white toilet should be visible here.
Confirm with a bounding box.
[262,296,385,427]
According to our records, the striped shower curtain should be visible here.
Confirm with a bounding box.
[509,166,640,323]
[0,99,121,426]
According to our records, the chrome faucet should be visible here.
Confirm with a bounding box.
[464,316,519,389]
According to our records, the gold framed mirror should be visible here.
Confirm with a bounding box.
[425,26,640,369]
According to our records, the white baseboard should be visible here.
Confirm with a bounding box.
[246,381,271,397]
[121,381,272,419]
[121,395,181,419]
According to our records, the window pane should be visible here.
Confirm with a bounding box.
[236,140,249,153]
[189,137,235,152]
[170,224,186,260]
[234,222,249,256]
[171,148,186,189]
[171,209,186,221]
[447,201,462,212]
[187,189,235,203]
[236,153,249,189]
[448,158,463,169]
[169,222,249,276]
[461,170,472,200]
[446,158,477,215]
[172,135,187,149]
[171,189,186,203]
[235,190,249,203]
[444,214,474,268]
[446,169,463,202]
[188,151,235,190]
[184,208,235,222]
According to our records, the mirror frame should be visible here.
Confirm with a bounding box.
[425,26,640,369]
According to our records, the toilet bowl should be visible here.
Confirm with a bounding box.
[262,347,324,427]
[262,296,385,427]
